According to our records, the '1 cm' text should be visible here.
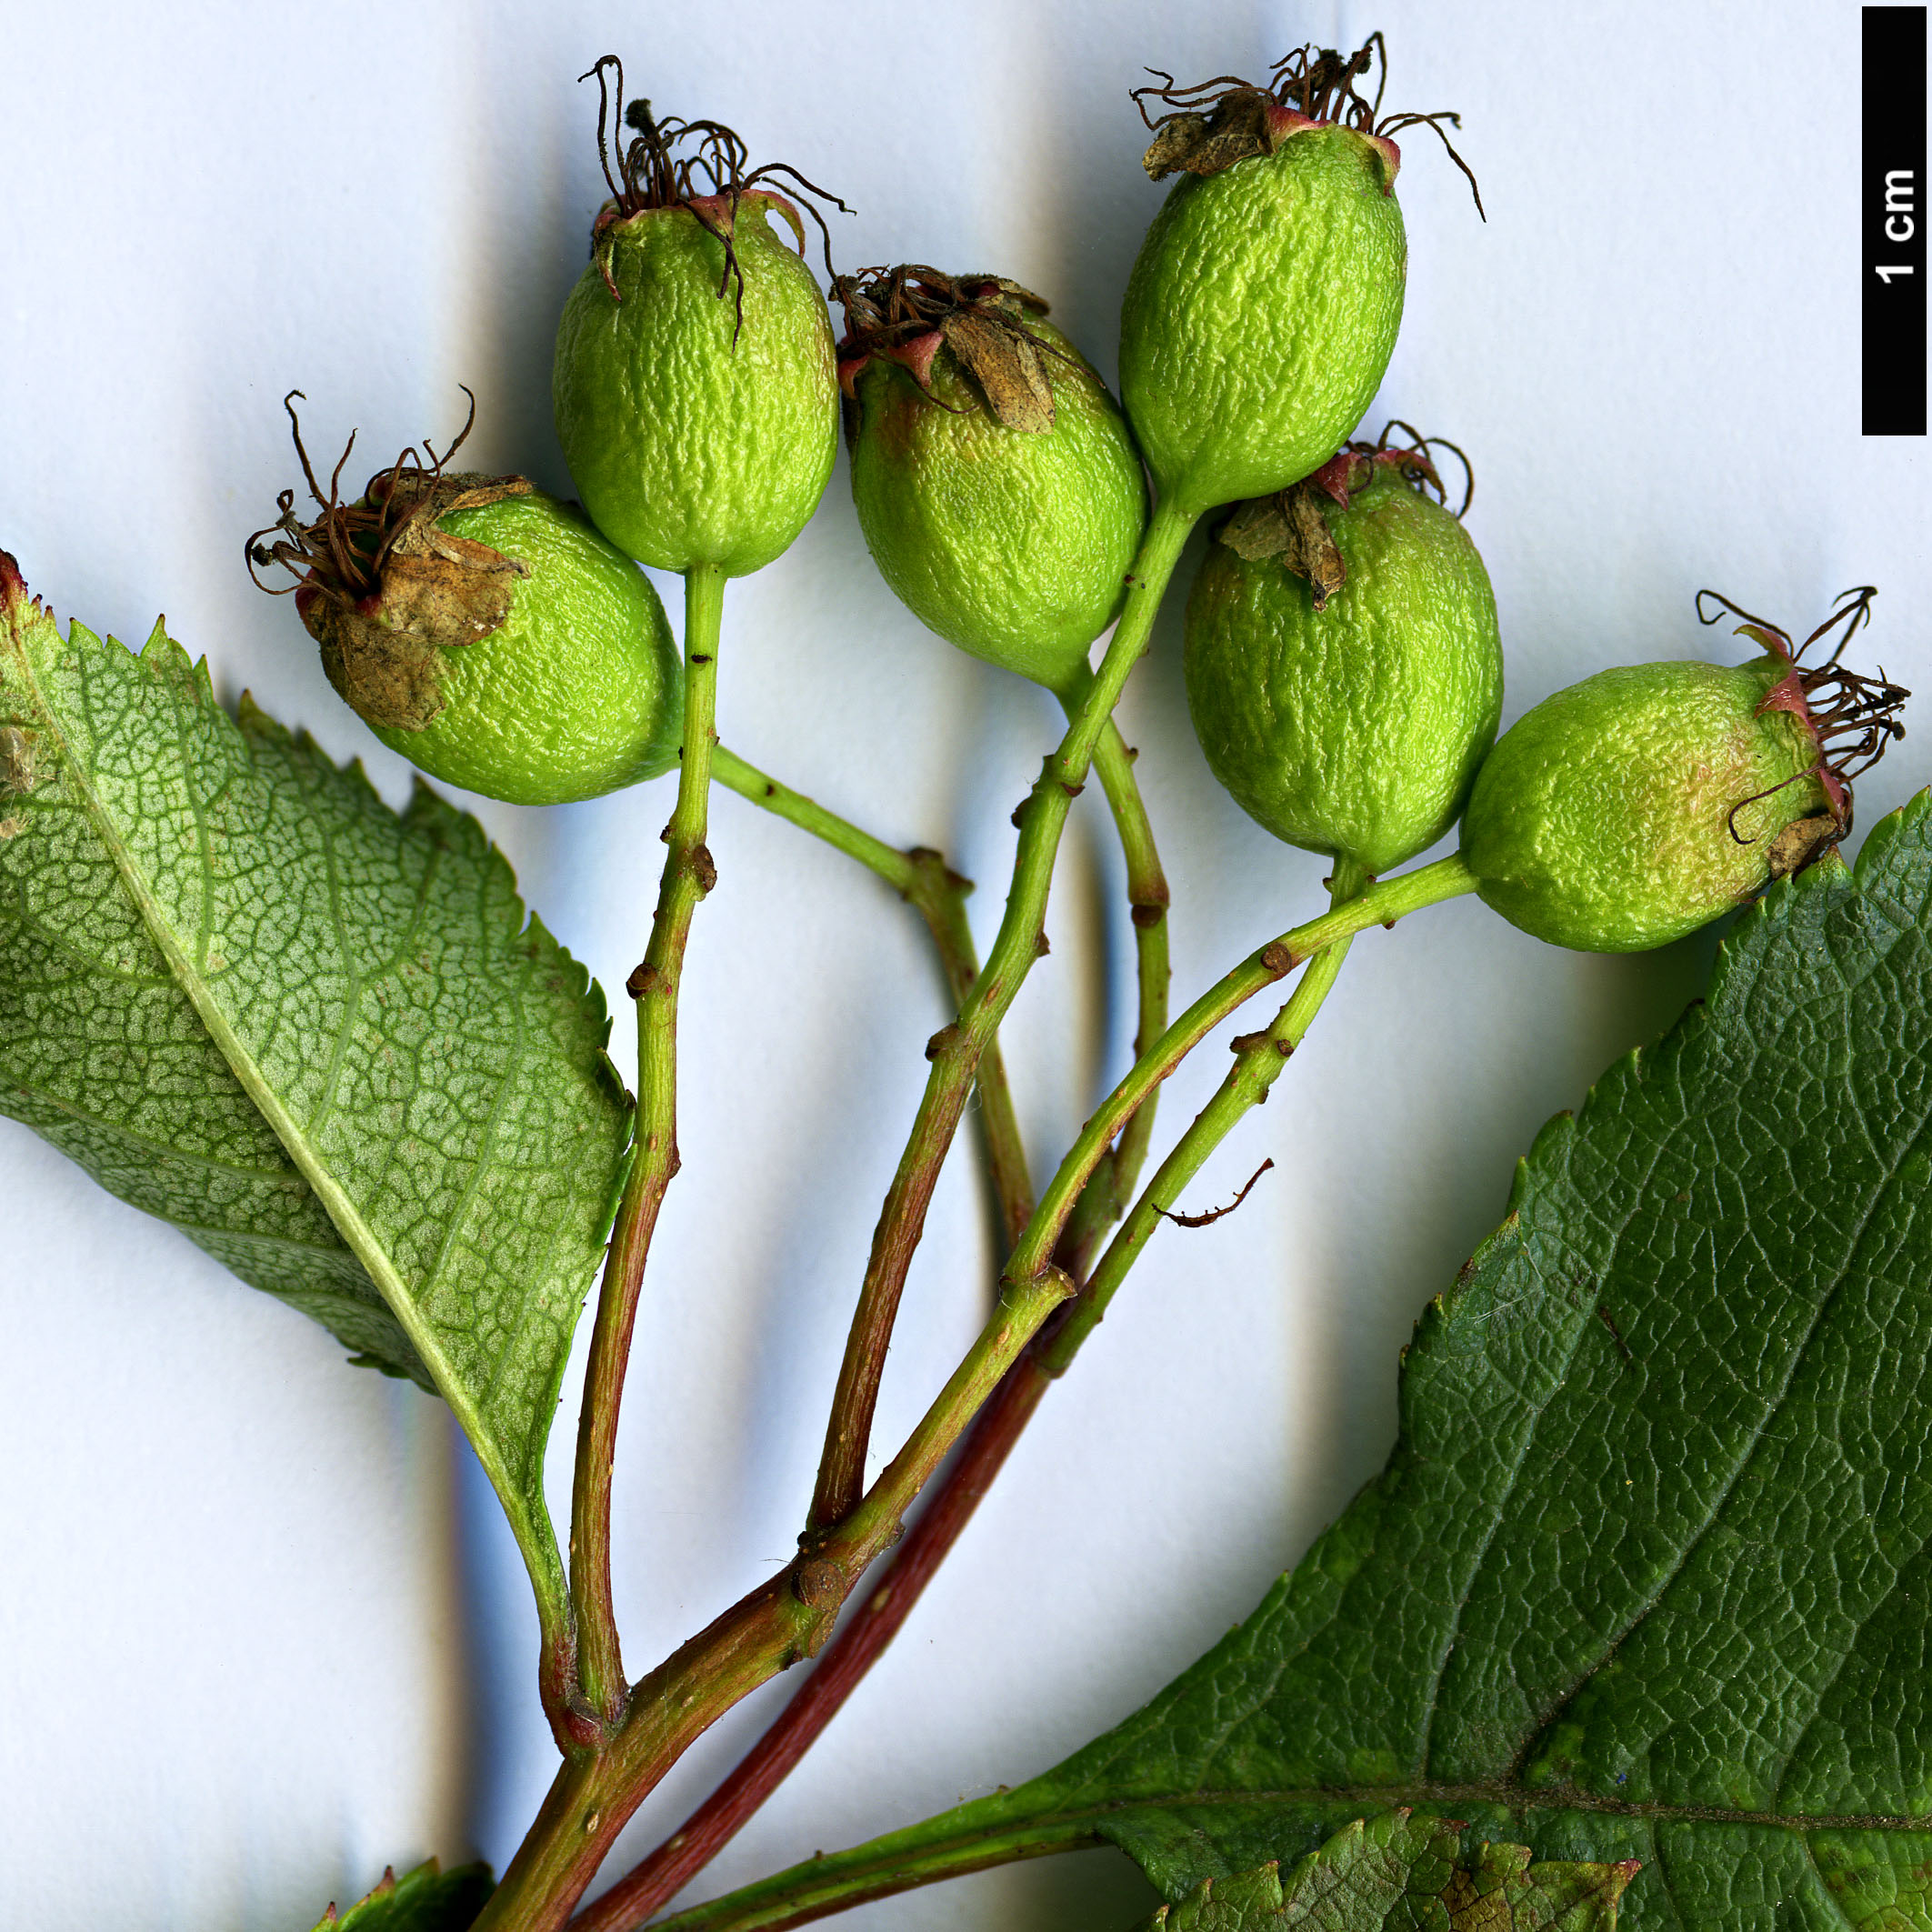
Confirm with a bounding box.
[1877,169,1917,282]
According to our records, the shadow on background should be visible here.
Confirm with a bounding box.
[422,9,1737,1930]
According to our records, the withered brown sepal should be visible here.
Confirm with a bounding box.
[835,266,1068,434]
[1132,35,1477,208]
[1141,88,1299,182]
[1216,427,1461,613]
[1697,584,1908,870]
[1219,487,1347,608]
[247,392,533,733]
[300,473,533,732]
[1766,810,1847,881]
[577,57,849,334]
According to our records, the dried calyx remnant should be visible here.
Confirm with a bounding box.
[1218,422,1472,611]
[1132,33,1483,212]
[1697,585,1909,874]
[833,265,1077,434]
[246,389,531,731]
[580,55,850,328]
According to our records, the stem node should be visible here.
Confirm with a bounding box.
[1002,1263,1077,1313]
[793,1557,848,1607]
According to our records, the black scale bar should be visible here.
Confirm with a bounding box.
[1865,6,1927,435]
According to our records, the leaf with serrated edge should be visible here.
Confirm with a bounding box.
[0,563,629,1621]
[1139,1813,1633,1932]
[671,794,1932,1932]
[1,629,428,1387]
[308,1857,492,1930]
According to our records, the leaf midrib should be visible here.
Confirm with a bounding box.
[656,1783,1932,1932]
[1047,1781,1932,1834]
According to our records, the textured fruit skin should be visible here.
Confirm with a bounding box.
[366,491,682,806]
[1185,472,1502,873]
[1461,656,1827,953]
[554,199,837,575]
[848,321,1147,694]
[1120,129,1406,518]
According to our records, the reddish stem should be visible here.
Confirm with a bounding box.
[567,1352,1053,1932]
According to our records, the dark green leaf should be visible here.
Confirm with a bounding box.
[0,566,629,1617]
[670,794,1932,1932]
[307,1858,492,1931]
[1141,1814,1634,1932]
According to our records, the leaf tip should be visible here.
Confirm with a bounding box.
[0,549,58,654]
[1850,784,1932,886]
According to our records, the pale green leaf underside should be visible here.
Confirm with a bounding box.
[1,663,431,1388]
[0,576,629,1612]
[688,794,1932,1932]
[1145,1813,1632,1932]
[307,1857,493,1930]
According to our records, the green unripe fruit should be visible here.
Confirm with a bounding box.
[1462,658,1830,954]
[838,268,1147,696]
[1120,59,1412,518]
[1184,445,1501,875]
[554,194,838,576]
[249,407,681,806]
[350,490,680,806]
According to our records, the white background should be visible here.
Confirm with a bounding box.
[3,2,1927,1927]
